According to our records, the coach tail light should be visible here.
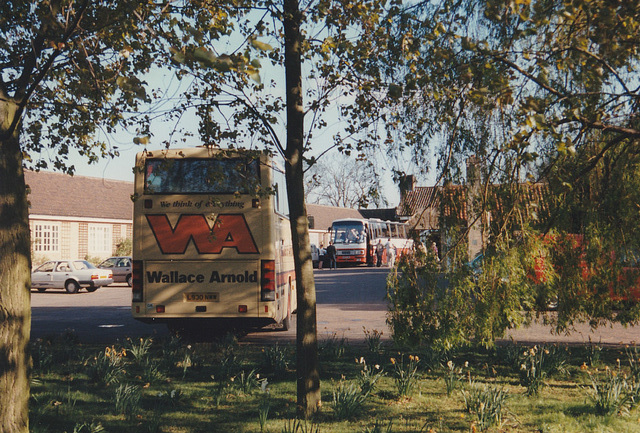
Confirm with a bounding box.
[261,260,276,302]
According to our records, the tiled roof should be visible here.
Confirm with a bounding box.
[397,186,440,217]
[397,182,550,228]
[305,203,364,231]
[359,208,398,221]
[25,170,133,220]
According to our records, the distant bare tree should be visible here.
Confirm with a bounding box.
[305,155,386,208]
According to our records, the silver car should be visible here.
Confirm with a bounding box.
[32,260,113,293]
[98,256,132,286]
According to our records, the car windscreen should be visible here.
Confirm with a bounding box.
[332,222,366,244]
[144,157,260,194]
[100,258,118,267]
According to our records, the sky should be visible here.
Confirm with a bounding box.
[58,15,422,209]
[62,64,410,207]
[64,111,406,207]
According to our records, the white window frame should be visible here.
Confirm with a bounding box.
[33,222,61,253]
[88,224,113,256]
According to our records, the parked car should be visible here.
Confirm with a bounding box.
[98,256,132,286]
[31,260,113,293]
[311,244,319,268]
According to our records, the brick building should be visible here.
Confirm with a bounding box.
[25,170,133,265]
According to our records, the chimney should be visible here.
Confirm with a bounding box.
[466,155,480,186]
[466,155,485,259]
[398,174,416,197]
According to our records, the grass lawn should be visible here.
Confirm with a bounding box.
[28,330,640,433]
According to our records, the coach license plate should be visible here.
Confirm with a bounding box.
[184,292,219,302]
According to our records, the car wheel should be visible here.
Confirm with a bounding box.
[37,288,46,293]
[86,286,98,293]
[65,280,80,294]
[126,274,132,287]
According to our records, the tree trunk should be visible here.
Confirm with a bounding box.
[0,95,31,433]
[283,0,321,418]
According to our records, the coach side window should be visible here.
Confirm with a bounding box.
[273,167,289,216]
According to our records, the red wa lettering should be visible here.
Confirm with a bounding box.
[146,214,259,254]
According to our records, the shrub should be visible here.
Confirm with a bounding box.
[114,237,132,256]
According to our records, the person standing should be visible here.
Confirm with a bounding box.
[431,242,440,261]
[375,240,384,267]
[318,244,325,269]
[326,241,337,270]
[385,238,397,267]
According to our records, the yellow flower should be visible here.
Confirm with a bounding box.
[390,358,396,365]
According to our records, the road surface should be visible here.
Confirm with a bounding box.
[30,267,640,346]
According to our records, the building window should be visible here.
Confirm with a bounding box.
[88,224,113,256]
[33,223,60,252]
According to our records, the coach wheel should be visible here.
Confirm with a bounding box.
[280,284,292,332]
[281,311,291,332]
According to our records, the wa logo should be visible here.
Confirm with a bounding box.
[146,214,259,254]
